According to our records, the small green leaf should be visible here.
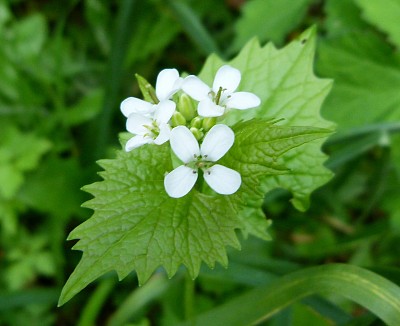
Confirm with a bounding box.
[0,127,51,199]
[13,13,47,60]
[0,165,23,199]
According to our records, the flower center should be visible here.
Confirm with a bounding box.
[210,86,228,106]
[143,121,160,138]
[185,154,214,171]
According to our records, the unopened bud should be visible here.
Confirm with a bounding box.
[135,73,159,104]
[177,94,196,121]
[171,112,187,127]
[190,127,203,141]
[202,117,217,131]
[190,116,203,129]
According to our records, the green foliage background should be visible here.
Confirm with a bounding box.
[1,0,399,325]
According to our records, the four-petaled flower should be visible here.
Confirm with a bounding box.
[120,68,182,118]
[182,65,261,117]
[125,100,175,151]
[164,124,241,198]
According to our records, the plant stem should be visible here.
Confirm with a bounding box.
[184,273,195,321]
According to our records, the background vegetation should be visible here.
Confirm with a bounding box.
[1,0,399,325]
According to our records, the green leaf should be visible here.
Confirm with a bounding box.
[178,264,400,326]
[124,2,180,66]
[232,0,314,51]
[0,127,51,199]
[319,9,400,174]
[12,13,47,60]
[318,34,400,131]
[60,27,334,304]
[318,31,400,171]
[62,89,103,126]
[222,120,332,239]
[59,144,242,305]
[355,0,400,49]
[201,27,334,210]
[323,0,369,37]
[0,1,11,27]
[18,156,86,219]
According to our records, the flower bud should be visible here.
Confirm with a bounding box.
[135,73,159,104]
[190,127,203,141]
[177,94,196,121]
[171,112,187,127]
[202,117,217,131]
[190,116,203,129]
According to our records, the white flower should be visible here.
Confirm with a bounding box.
[164,124,241,198]
[182,65,261,117]
[125,100,175,151]
[120,68,183,118]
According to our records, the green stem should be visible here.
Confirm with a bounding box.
[77,278,115,326]
[184,273,195,321]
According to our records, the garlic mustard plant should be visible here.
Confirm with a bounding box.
[182,65,261,117]
[60,29,335,305]
[164,124,241,198]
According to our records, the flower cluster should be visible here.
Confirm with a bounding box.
[120,65,260,198]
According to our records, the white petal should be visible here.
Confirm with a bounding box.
[182,75,210,101]
[154,123,171,145]
[173,77,184,92]
[156,68,181,101]
[203,164,241,195]
[164,165,198,198]
[200,124,234,161]
[125,135,152,151]
[198,98,225,117]
[212,65,241,94]
[170,126,200,163]
[126,114,152,135]
[226,92,261,110]
[120,97,154,117]
[154,100,176,124]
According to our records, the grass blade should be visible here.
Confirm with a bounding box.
[179,264,400,326]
